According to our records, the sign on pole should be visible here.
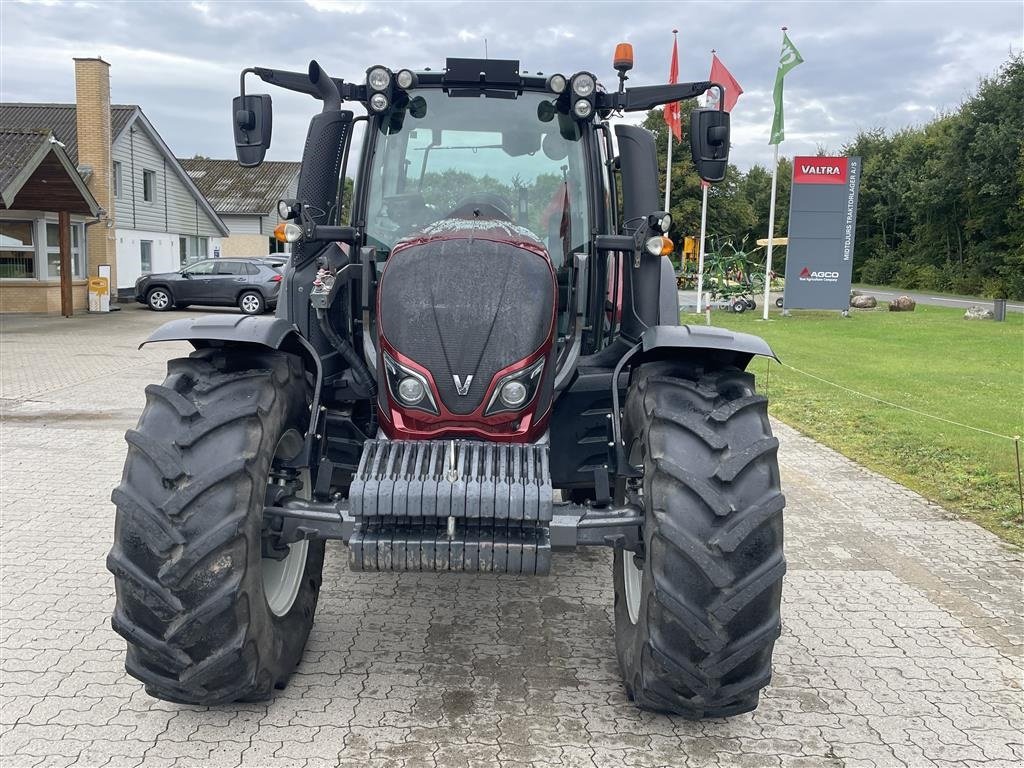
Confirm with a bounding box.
[781,156,861,310]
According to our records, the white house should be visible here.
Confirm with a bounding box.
[0,57,228,300]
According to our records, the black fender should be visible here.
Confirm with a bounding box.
[636,324,777,369]
[141,314,323,466]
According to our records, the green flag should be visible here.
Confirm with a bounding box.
[769,31,803,145]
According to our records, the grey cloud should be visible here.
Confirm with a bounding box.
[1,0,1020,170]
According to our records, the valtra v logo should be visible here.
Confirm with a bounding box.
[793,156,848,185]
[799,267,840,282]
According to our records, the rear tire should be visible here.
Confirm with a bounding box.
[613,362,785,718]
[239,291,265,315]
[108,348,324,704]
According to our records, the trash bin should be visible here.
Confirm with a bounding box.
[88,276,110,313]
[993,298,1007,322]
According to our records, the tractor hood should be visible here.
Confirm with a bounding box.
[377,218,557,430]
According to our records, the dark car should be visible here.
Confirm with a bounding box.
[135,257,283,315]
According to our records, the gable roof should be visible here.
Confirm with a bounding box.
[178,157,300,216]
[0,103,137,165]
[0,129,101,215]
[0,103,228,236]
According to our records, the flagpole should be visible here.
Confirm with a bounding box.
[696,184,708,312]
[762,141,780,320]
[664,29,678,211]
[664,136,672,211]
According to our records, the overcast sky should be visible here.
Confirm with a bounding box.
[1,0,1020,171]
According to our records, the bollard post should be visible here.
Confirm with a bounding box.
[993,298,1007,322]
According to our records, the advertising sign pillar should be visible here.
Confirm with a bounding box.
[782,156,861,310]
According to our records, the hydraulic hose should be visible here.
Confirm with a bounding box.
[316,307,378,436]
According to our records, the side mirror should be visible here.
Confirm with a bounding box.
[689,108,730,184]
[180,271,191,278]
[233,94,273,167]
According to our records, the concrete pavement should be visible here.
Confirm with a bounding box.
[1,306,1022,767]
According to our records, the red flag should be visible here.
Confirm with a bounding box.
[707,53,743,113]
[663,35,681,142]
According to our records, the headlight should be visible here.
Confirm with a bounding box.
[573,99,593,119]
[484,358,545,416]
[571,73,596,97]
[659,213,672,232]
[369,92,389,112]
[499,381,528,408]
[396,69,417,89]
[382,351,438,415]
[367,66,391,91]
[397,376,425,405]
[546,73,567,94]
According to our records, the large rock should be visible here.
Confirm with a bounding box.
[850,295,877,309]
[964,305,994,320]
[888,295,916,312]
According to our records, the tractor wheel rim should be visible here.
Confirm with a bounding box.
[242,295,260,313]
[623,552,643,625]
[150,291,168,309]
[262,430,309,617]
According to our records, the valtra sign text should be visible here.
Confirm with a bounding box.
[793,156,848,185]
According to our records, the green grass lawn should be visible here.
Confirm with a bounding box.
[697,304,1024,547]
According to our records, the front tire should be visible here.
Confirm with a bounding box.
[108,348,325,704]
[147,287,172,311]
[614,362,785,718]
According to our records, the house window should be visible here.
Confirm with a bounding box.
[179,235,210,266]
[140,240,153,273]
[143,169,156,202]
[0,220,35,278]
[45,221,85,278]
[113,161,122,198]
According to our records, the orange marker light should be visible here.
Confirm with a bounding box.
[660,236,674,256]
[274,222,288,243]
[614,43,634,73]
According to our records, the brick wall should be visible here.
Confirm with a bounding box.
[74,58,117,290]
[0,282,89,313]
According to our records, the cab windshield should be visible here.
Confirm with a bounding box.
[363,90,590,268]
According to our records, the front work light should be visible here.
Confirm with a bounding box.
[277,199,300,220]
[571,72,596,97]
[546,73,567,94]
[367,66,391,91]
[369,92,389,112]
[573,99,594,119]
[395,69,417,89]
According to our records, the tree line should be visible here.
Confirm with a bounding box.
[649,54,1022,299]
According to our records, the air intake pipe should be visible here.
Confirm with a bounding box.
[281,61,353,363]
[614,124,662,341]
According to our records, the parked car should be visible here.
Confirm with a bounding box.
[135,257,283,315]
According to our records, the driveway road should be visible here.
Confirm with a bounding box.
[1,306,1022,768]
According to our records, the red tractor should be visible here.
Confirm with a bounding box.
[109,48,784,719]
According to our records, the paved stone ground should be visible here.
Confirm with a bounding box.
[1,306,1022,768]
